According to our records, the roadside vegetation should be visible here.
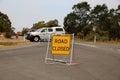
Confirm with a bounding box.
[64,2,120,42]
[21,19,59,36]
[0,41,30,46]
[75,38,120,45]
[0,12,15,38]
[0,41,31,49]
[0,42,17,46]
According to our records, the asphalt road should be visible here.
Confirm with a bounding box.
[0,42,120,80]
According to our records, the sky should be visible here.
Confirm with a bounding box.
[0,0,120,32]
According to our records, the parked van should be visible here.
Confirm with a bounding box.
[26,27,65,42]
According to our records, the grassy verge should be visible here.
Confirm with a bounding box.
[0,36,31,49]
[0,42,18,46]
[0,41,31,46]
[0,41,31,49]
[75,38,120,45]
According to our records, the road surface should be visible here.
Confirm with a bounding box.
[0,42,120,80]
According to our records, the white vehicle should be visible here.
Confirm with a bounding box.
[26,27,65,42]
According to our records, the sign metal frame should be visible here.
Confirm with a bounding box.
[45,34,74,65]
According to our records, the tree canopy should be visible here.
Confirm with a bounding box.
[32,19,59,29]
[0,12,12,32]
[0,11,14,38]
[64,2,120,41]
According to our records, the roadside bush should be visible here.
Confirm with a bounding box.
[4,32,12,38]
[77,32,84,39]
[99,36,109,42]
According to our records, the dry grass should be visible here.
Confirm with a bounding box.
[0,41,31,49]
[0,42,17,45]
[75,38,120,45]
[0,35,31,49]
[96,41,120,45]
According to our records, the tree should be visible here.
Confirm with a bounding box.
[0,12,12,32]
[64,2,120,41]
[73,2,91,30]
[90,4,110,41]
[46,19,59,27]
[32,21,46,29]
[0,11,13,38]
[64,2,91,35]
[64,12,78,34]
[32,19,59,29]
[21,27,29,36]
[108,5,120,40]
[90,4,109,30]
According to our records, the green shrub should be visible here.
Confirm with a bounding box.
[99,36,109,42]
[4,32,12,38]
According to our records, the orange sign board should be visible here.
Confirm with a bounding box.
[51,35,71,55]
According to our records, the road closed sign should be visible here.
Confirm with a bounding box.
[51,35,71,55]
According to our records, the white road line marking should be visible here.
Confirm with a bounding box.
[74,43,97,48]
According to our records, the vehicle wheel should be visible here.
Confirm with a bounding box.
[34,36,40,42]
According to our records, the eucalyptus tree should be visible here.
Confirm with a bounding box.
[0,12,12,32]
[0,11,14,38]
[32,21,46,29]
[46,19,59,27]
[91,4,109,31]
[64,12,78,34]
[90,4,110,41]
[32,19,59,29]
[64,2,91,35]
[64,2,120,41]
